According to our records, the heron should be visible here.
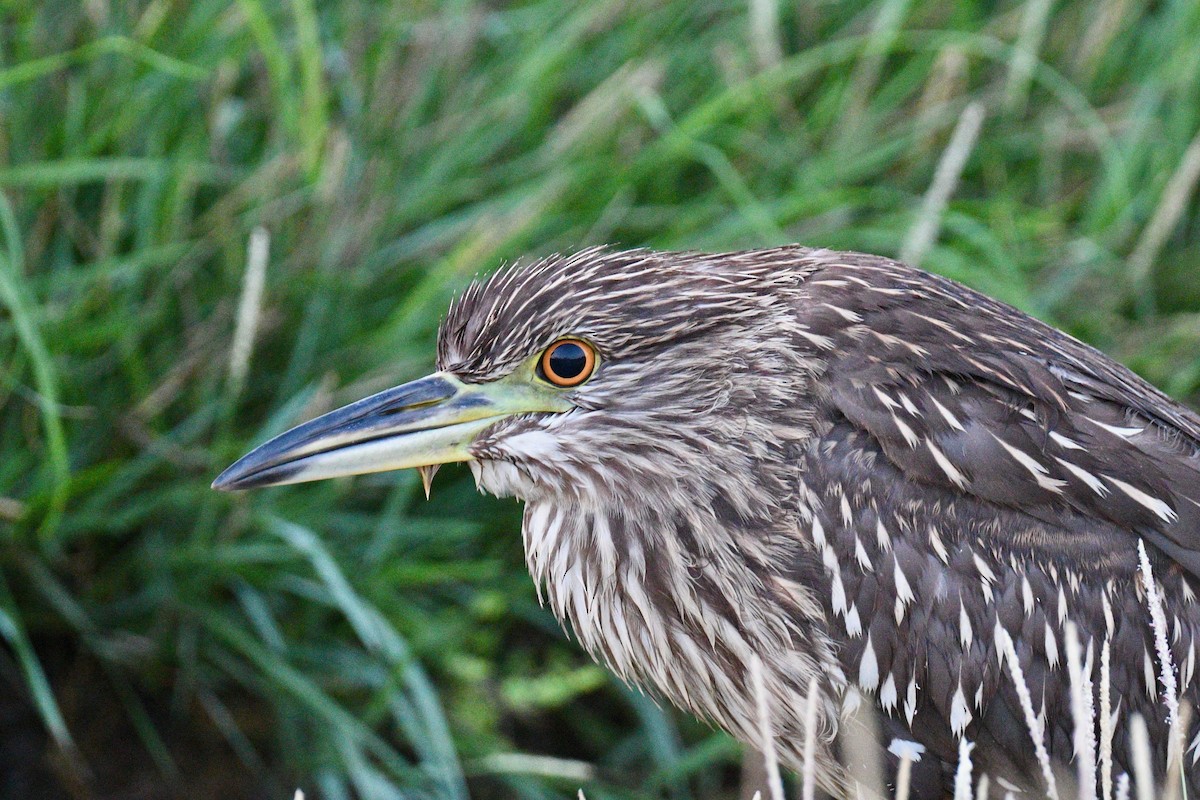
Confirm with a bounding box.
[214,246,1200,798]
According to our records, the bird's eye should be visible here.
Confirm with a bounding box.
[539,339,596,387]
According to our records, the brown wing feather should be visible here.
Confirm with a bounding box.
[799,254,1200,577]
[791,253,1200,793]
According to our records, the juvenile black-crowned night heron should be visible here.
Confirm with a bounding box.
[215,246,1200,798]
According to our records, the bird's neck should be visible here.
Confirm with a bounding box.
[521,496,849,776]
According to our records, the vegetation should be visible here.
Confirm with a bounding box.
[1,0,1199,797]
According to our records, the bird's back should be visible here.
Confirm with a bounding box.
[788,250,1200,795]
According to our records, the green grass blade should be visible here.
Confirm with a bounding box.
[0,569,75,754]
[0,192,68,539]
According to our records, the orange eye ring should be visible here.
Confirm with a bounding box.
[539,339,597,387]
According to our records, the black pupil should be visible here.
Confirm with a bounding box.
[548,343,587,380]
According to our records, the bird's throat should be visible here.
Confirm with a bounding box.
[520,497,848,789]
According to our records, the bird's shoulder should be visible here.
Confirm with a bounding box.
[790,253,1200,577]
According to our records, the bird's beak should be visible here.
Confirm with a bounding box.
[212,371,568,491]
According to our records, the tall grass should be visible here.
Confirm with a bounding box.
[0,0,1198,797]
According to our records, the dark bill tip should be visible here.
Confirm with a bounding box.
[212,461,304,492]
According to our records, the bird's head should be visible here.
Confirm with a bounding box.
[214,247,821,525]
[215,247,846,748]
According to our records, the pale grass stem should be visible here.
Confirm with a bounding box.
[953,737,975,800]
[839,0,915,138]
[1004,0,1054,113]
[476,753,595,783]
[900,101,986,267]
[1161,703,1191,800]
[1137,539,1180,732]
[1129,127,1200,287]
[1072,0,1132,76]
[747,0,783,71]
[844,702,887,800]
[999,626,1060,799]
[1066,622,1099,800]
[1100,635,1115,800]
[1130,715,1154,800]
[227,226,270,400]
[915,45,968,147]
[802,677,819,800]
[0,495,26,522]
[894,752,913,800]
[548,61,665,155]
[750,655,786,800]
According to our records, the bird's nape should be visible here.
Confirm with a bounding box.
[216,245,1200,799]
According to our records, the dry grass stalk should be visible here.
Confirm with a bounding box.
[1137,540,1180,732]
[953,737,975,800]
[999,626,1060,799]
[1129,127,1200,287]
[1004,0,1055,113]
[893,751,913,800]
[0,496,27,522]
[839,0,915,139]
[1066,622,1099,800]
[1099,636,1115,800]
[1161,703,1191,800]
[227,226,270,400]
[842,700,887,799]
[548,61,664,156]
[750,655,786,800]
[747,0,784,71]
[1130,715,1154,800]
[802,677,819,800]
[914,45,968,148]
[1072,0,1133,76]
[900,102,986,267]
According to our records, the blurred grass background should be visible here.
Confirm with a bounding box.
[1,0,1199,798]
